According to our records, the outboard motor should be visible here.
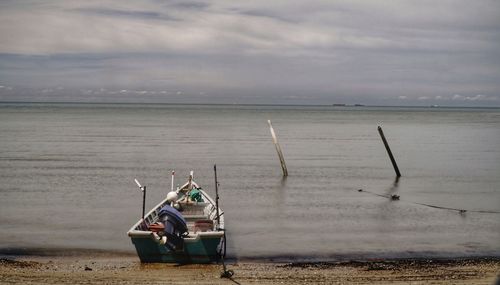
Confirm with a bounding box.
[158,205,188,250]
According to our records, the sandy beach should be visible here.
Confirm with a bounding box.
[1,255,499,285]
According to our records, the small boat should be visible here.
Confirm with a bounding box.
[127,170,225,263]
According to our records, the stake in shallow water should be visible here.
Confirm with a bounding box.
[377,126,401,177]
[268,120,288,177]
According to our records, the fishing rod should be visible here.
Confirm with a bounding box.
[214,165,221,229]
[214,164,234,279]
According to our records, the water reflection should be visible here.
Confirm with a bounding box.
[385,176,400,195]
[271,176,287,227]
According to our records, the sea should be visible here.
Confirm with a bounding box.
[1,102,499,261]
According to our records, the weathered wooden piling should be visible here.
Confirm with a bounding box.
[378,126,401,177]
[268,120,288,177]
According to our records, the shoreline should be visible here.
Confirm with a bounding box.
[1,255,499,284]
[2,246,500,260]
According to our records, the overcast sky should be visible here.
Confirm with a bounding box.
[1,0,499,105]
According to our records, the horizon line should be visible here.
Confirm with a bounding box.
[0,100,499,109]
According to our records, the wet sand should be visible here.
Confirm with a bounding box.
[1,256,499,285]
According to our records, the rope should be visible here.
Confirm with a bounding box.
[357,189,500,214]
[218,230,234,278]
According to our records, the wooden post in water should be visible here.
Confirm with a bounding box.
[268,120,288,177]
[378,126,401,177]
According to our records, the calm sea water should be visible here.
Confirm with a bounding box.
[1,103,499,260]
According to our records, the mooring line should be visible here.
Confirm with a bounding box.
[357,189,500,214]
[358,189,399,200]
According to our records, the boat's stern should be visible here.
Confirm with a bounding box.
[128,229,224,263]
[127,190,225,263]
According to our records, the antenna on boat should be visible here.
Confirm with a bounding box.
[166,171,180,207]
[171,171,175,192]
[134,178,142,189]
[188,171,194,190]
[134,178,146,222]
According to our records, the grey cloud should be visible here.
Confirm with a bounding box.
[0,0,499,106]
[72,8,168,20]
[165,1,210,10]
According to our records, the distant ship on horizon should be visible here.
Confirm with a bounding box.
[332,103,365,107]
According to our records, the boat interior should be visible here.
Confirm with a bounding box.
[138,199,220,236]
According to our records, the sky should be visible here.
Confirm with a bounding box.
[1,0,499,106]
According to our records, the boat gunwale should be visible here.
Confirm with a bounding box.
[127,181,224,239]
